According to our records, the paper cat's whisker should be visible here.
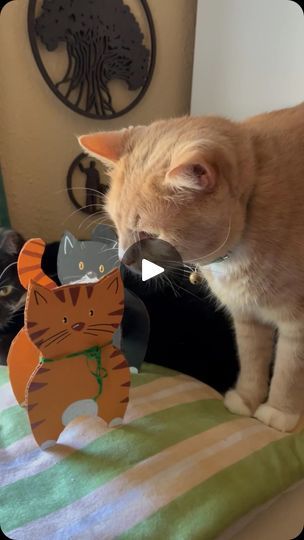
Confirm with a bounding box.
[42,330,69,346]
[87,323,113,330]
[42,329,69,342]
[83,331,99,336]
[43,330,70,348]
[63,275,83,282]
[88,323,116,327]
[0,261,17,283]
[86,327,113,334]
[55,334,71,345]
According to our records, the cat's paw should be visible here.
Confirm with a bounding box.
[108,417,124,428]
[254,404,300,432]
[224,389,252,417]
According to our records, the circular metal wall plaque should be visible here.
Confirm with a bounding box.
[67,153,109,215]
[28,0,156,120]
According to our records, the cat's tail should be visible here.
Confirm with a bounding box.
[17,238,57,290]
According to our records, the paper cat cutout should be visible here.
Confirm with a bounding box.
[8,228,149,406]
[24,269,130,449]
[57,225,149,373]
[57,226,119,284]
[8,239,56,405]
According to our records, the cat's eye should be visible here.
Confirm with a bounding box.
[79,261,84,271]
[0,285,13,297]
[89,309,94,317]
[63,316,68,324]
[99,264,105,273]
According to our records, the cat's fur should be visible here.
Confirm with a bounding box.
[79,102,304,432]
[0,229,25,364]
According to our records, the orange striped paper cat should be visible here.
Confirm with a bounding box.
[10,266,130,449]
[8,238,57,405]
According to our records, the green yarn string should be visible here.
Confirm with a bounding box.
[41,344,109,401]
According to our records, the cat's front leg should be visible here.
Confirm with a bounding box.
[224,317,274,416]
[254,321,304,432]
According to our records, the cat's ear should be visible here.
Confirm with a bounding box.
[92,224,117,246]
[78,129,130,165]
[165,154,216,194]
[60,231,77,256]
[0,229,24,255]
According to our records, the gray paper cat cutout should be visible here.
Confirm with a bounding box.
[57,225,150,372]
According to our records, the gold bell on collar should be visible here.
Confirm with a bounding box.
[189,271,204,285]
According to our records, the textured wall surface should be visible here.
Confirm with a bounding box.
[0,0,197,241]
[191,0,304,120]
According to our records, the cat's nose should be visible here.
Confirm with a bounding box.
[71,322,85,332]
[87,271,97,279]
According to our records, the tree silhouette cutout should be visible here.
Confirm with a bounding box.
[35,0,150,116]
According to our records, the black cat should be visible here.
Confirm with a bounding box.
[0,229,25,365]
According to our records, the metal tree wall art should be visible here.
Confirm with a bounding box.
[28,0,156,119]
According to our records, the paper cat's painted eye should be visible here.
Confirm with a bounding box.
[99,264,105,273]
[63,316,68,324]
[89,309,94,317]
[79,261,85,271]
[0,285,13,297]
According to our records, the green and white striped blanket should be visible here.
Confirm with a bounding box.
[1,363,304,539]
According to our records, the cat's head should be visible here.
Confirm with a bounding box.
[57,227,118,285]
[78,119,253,266]
[25,268,124,358]
[0,229,25,329]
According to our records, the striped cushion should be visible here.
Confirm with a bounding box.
[0,364,304,539]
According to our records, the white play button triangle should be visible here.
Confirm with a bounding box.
[141,258,164,281]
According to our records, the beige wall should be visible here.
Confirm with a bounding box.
[0,0,197,241]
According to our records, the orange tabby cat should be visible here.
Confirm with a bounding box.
[78,102,304,432]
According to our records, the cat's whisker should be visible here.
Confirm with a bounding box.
[62,203,105,225]
[58,187,107,199]
[0,262,17,283]
[83,331,99,336]
[100,245,118,254]
[175,282,205,301]
[107,253,120,264]
[184,213,233,265]
[161,274,180,297]
[96,236,117,244]
[78,210,107,230]
[83,215,110,232]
